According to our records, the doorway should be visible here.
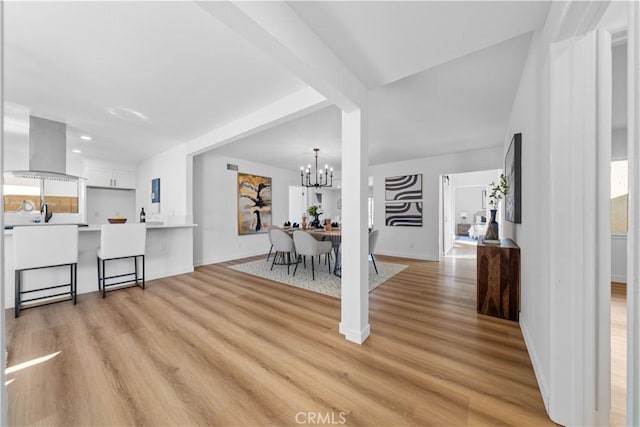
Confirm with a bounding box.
[610,37,628,427]
[439,169,501,258]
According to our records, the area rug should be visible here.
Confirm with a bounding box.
[229,258,408,298]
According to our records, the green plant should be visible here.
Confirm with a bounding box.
[488,174,509,209]
[307,205,320,217]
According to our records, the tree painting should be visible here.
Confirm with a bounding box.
[238,173,272,235]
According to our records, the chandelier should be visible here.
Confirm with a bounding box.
[300,148,333,188]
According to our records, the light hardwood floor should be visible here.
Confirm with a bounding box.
[611,282,626,427]
[6,246,553,426]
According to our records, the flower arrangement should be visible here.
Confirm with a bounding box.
[307,205,321,217]
[488,174,509,209]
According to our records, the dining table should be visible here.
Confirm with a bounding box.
[282,227,342,276]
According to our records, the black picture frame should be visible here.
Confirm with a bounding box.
[504,133,522,223]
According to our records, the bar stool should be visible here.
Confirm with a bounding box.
[97,223,146,298]
[13,225,78,318]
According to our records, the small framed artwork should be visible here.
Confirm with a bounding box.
[504,133,522,223]
[385,174,422,200]
[151,178,161,203]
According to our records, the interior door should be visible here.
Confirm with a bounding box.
[442,176,453,254]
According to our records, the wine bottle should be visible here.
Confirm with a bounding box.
[140,207,146,223]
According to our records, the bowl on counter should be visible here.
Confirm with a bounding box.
[107,218,127,224]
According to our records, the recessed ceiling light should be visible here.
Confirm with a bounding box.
[106,106,149,122]
[80,135,92,141]
[72,149,82,154]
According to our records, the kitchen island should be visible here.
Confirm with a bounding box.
[4,223,197,308]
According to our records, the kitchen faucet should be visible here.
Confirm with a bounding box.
[41,203,52,223]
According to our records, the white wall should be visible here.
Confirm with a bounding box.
[135,143,190,224]
[193,152,299,265]
[450,168,502,227]
[500,12,552,416]
[454,187,484,226]
[86,188,136,225]
[612,234,627,283]
[288,186,306,224]
[612,128,628,160]
[500,4,621,424]
[370,147,502,261]
[611,130,628,283]
[314,187,341,222]
[611,44,628,284]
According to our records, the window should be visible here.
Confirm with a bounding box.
[611,159,628,233]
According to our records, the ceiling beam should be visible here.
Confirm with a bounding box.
[186,86,329,157]
[197,1,367,113]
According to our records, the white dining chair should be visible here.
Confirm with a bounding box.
[97,223,146,298]
[270,229,297,274]
[292,231,332,280]
[266,225,281,262]
[13,225,79,318]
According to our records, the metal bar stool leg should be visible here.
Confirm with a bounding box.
[102,259,107,298]
[15,270,20,318]
[73,263,77,304]
[96,257,101,291]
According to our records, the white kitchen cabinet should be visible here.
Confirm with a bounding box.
[112,169,136,189]
[85,167,135,189]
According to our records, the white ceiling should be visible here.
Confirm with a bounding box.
[212,105,342,174]
[3,1,305,161]
[3,1,551,169]
[368,32,533,164]
[218,32,533,169]
[289,1,549,88]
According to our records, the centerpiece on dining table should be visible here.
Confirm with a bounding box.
[307,205,323,229]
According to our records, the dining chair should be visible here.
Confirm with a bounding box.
[266,225,281,261]
[270,229,297,274]
[369,229,380,274]
[97,223,146,298]
[292,231,332,280]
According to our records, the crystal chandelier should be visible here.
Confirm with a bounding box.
[300,148,333,188]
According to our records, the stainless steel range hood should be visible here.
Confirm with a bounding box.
[5,116,83,182]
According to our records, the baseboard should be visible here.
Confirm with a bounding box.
[374,250,438,262]
[146,266,194,281]
[611,274,626,283]
[520,316,550,414]
[195,250,267,267]
[339,322,371,344]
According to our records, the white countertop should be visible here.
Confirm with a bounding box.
[4,223,198,235]
[81,223,198,231]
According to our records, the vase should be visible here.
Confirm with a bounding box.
[310,214,321,228]
[484,209,499,240]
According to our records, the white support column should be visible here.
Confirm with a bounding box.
[626,2,640,425]
[339,108,370,344]
[548,29,612,425]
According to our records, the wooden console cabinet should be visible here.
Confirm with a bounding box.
[477,238,520,321]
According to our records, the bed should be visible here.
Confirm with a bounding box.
[468,210,488,239]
